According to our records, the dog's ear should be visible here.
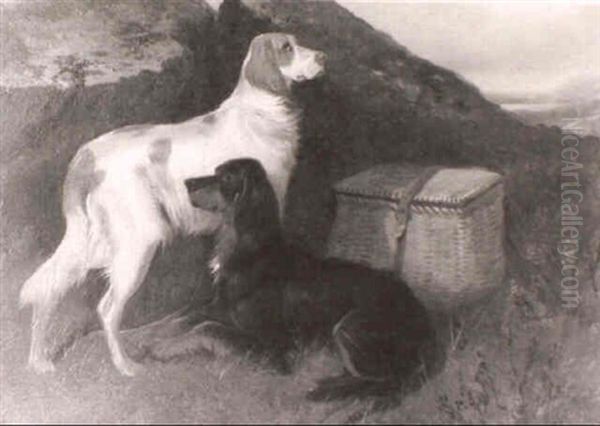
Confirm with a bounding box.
[233,171,249,211]
[244,36,290,96]
[231,170,280,234]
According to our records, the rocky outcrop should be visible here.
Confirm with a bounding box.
[1,0,598,356]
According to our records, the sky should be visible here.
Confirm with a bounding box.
[338,1,599,100]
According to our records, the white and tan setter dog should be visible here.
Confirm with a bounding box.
[20,33,326,376]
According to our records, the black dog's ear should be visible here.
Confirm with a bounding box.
[233,172,249,212]
[230,169,280,235]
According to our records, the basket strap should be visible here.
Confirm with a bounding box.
[393,166,443,239]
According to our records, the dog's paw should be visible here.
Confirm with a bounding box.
[115,357,144,377]
[306,385,332,402]
[305,374,374,401]
[150,339,181,361]
[270,353,293,375]
[149,334,208,362]
[28,357,56,374]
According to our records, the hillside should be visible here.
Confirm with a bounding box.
[1,0,599,423]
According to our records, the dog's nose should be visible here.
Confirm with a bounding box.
[185,175,218,192]
[315,51,327,66]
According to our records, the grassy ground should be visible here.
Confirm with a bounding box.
[2,250,599,423]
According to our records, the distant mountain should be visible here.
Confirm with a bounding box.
[489,76,600,136]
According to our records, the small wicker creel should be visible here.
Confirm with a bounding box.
[327,165,506,311]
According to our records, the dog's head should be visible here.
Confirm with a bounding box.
[185,158,280,232]
[243,33,326,96]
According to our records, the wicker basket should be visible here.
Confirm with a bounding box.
[327,165,506,311]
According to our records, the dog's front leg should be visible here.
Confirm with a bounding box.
[200,277,230,321]
[122,306,193,346]
[148,320,257,362]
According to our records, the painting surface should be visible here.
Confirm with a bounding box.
[1,0,598,423]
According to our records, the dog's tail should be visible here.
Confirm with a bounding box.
[306,374,402,402]
[19,217,89,309]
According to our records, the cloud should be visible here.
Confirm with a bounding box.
[339,1,599,97]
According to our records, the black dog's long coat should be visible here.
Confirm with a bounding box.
[142,158,433,399]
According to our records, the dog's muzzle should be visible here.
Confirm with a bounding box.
[185,175,225,212]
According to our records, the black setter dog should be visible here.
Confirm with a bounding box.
[142,158,434,400]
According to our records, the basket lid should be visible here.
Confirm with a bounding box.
[334,164,502,206]
[412,168,502,207]
[333,164,432,202]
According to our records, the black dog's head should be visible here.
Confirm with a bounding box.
[185,158,281,237]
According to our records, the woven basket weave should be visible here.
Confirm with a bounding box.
[327,165,506,311]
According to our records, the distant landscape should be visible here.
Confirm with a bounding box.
[488,76,600,137]
[338,2,599,138]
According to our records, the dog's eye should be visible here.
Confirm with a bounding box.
[281,42,292,52]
